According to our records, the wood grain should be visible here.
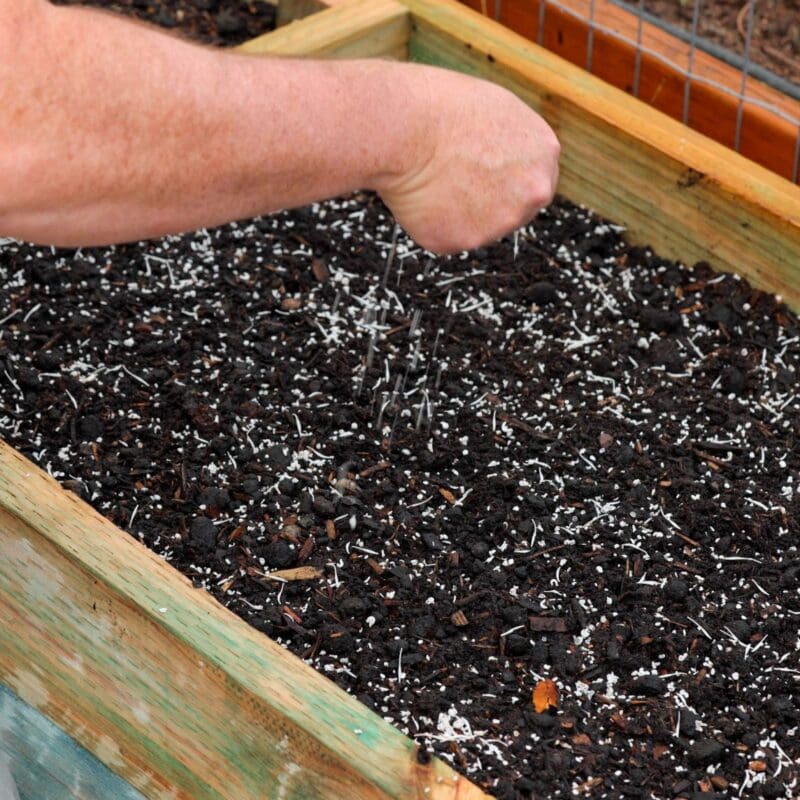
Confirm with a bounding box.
[401,0,800,309]
[0,440,487,799]
[276,0,347,26]
[0,684,144,800]
[240,0,410,60]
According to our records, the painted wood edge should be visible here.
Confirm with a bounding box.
[0,440,488,800]
[398,0,800,308]
[0,683,145,800]
[238,0,410,60]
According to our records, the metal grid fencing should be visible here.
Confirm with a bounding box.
[478,0,800,183]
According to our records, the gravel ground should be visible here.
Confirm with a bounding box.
[1,193,799,799]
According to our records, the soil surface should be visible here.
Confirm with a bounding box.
[6,3,800,799]
[2,195,800,800]
[50,0,275,46]
[644,0,800,85]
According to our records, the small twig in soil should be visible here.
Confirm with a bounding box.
[518,543,568,562]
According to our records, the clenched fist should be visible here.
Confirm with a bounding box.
[376,67,560,254]
[0,1,558,249]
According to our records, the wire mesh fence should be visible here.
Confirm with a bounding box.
[472,0,800,183]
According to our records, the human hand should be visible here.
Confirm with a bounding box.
[376,66,560,254]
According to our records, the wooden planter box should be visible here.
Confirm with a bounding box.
[1,1,798,798]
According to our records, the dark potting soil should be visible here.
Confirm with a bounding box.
[7,3,800,798]
[1,194,800,800]
[50,0,276,47]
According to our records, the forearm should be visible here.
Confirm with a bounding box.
[0,0,431,246]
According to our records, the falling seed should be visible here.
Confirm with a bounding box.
[431,328,443,361]
[410,338,422,371]
[376,392,389,431]
[434,363,445,392]
[381,223,401,290]
[409,309,422,338]
[415,399,426,431]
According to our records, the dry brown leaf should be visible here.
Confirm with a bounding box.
[264,566,322,582]
[438,487,456,504]
[532,679,559,713]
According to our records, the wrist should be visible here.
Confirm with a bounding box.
[358,61,440,195]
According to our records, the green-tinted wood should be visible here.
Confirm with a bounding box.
[0,683,145,800]
[0,439,488,799]
[402,0,800,309]
[240,0,410,60]
[275,0,330,26]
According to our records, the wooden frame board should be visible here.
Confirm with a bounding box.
[0,438,486,800]
[0,684,145,800]
[1,1,799,798]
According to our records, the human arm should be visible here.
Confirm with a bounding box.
[0,0,559,252]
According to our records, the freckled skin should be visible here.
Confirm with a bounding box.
[0,0,559,253]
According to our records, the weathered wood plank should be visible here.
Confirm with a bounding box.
[0,683,144,800]
[240,0,410,61]
[0,440,488,799]
[400,0,800,308]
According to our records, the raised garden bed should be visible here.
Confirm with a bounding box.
[1,1,800,798]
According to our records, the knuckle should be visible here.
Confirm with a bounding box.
[531,176,555,209]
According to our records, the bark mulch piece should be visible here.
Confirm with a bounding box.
[2,193,799,799]
[51,0,276,47]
